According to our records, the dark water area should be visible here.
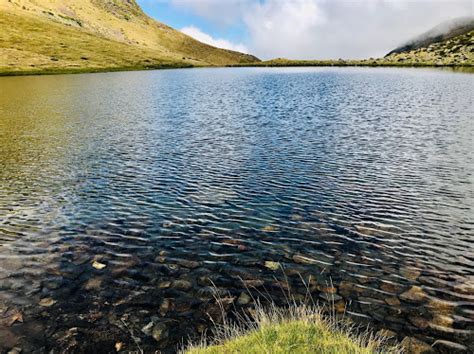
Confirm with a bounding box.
[0,67,473,353]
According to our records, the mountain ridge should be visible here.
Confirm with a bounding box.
[387,17,474,56]
[381,18,474,66]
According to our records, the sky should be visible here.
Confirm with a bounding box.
[137,0,473,60]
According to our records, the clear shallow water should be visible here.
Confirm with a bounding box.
[0,67,473,352]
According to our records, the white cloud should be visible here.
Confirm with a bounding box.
[149,0,474,59]
[171,0,251,25]
[181,25,249,53]
[243,0,473,60]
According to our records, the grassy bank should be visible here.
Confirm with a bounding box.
[2,59,472,77]
[0,63,195,77]
[183,301,398,354]
[228,58,474,69]
[2,60,473,77]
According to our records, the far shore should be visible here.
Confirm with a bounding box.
[1,60,473,77]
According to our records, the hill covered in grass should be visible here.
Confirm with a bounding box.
[387,17,474,56]
[0,0,259,75]
[383,17,474,66]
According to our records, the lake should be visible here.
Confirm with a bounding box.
[0,67,473,352]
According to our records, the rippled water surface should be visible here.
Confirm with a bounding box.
[0,67,473,352]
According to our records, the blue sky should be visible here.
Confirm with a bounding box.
[138,1,249,46]
[137,0,473,60]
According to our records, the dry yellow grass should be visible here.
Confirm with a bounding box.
[0,0,259,75]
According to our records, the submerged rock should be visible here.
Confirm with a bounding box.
[334,301,346,314]
[92,261,106,270]
[399,286,427,303]
[292,254,318,265]
[401,336,434,353]
[264,261,280,271]
[84,277,102,291]
[385,297,401,306]
[141,321,154,336]
[176,259,200,269]
[38,298,56,307]
[171,280,192,291]
[241,279,264,288]
[426,298,455,315]
[262,225,278,232]
[290,214,304,221]
[160,298,173,315]
[400,266,421,281]
[380,281,403,294]
[338,281,358,297]
[376,329,397,339]
[151,323,169,342]
[158,281,171,289]
[237,292,251,305]
[453,280,474,295]
[319,292,342,302]
[409,316,429,329]
[431,315,453,328]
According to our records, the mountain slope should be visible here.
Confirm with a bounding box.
[382,17,474,66]
[387,17,474,55]
[0,0,259,75]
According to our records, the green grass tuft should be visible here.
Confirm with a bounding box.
[183,300,399,354]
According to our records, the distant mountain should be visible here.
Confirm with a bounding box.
[387,17,474,56]
[0,0,259,75]
[383,17,474,66]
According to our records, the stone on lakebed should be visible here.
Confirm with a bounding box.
[401,336,434,353]
[399,286,427,303]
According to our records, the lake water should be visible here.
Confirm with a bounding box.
[0,67,473,352]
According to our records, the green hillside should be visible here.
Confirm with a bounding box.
[0,0,259,75]
[382,29,474,66]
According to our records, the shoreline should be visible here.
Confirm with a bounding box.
[1,61,472,77]
[0,63,195,77]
